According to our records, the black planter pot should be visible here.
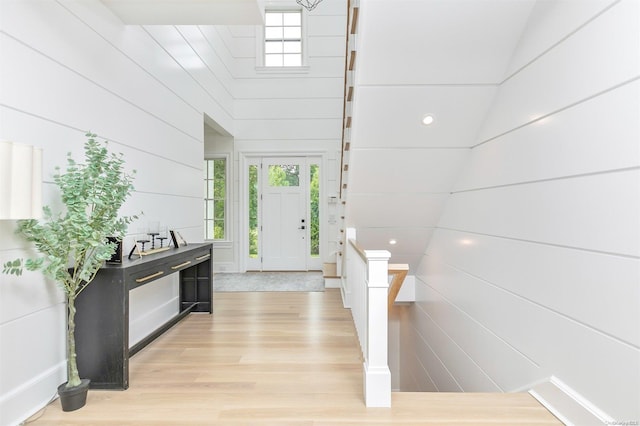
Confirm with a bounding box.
[57,379,90,412]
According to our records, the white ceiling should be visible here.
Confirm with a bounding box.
[100,0,541,272]
[345,0,538,270]
[100,0,265,25]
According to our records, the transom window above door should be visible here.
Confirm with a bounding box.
[264,11,302,67]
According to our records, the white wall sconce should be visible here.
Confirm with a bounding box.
[0,141,43,219]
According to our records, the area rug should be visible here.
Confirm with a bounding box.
[214,271,325,292]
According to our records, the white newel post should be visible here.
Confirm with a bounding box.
[363,249,391,407]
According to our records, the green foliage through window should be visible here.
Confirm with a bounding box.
[204,158,226,240]
[249,164,258,257]
[310,164,319,257]
[268,164,299,186]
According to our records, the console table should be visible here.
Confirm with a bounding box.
[74,242,213,390]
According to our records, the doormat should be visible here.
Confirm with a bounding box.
[214,271,324,292]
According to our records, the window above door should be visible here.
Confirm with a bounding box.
[255,8,310,72]
[265,11,302,67]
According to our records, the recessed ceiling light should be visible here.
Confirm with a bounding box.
[422,114,435,126]
[389,239,397,245]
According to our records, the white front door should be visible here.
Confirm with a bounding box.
[261,158,307,271]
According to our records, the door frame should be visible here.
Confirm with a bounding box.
[240,151,325,272]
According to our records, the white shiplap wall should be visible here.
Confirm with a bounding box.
[219,1,346,271]
[0,0,227,423]
[404,0,639,421]
[1,0,347,422]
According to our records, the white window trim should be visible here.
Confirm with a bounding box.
[255,6,310,72]
[204,155,231,244]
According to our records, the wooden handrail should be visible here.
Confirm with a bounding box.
[348,238,367,262]
[340,1,359,199]
[388,264,409,312]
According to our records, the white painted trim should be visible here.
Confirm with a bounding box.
[255,66,310,74]
[324,277,340,288]
[211,240,233,249]
[213,262,237,273]
[204,154,232,242]
[340,276,350,308]
[0,361,65,426]
[255,3,310,69]
[363,362,391,407]
[393,274,415,303]
[549,376,614,424]
[238,151,329,272]
[528,376,614,426]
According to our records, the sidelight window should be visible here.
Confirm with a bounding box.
[204,158,226,240]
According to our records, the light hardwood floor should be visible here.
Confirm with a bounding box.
[30,289,561,425]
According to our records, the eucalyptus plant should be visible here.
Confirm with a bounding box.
[3,133,136,389]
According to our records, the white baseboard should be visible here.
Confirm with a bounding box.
[529,376,613,426]
[213,262,237,273]
[0,361,65,426]
[363,362,391,407]
[340,278,350,308]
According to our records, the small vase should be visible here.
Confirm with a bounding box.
[57,378,90,412]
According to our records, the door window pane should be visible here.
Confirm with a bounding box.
[268,165,300,186]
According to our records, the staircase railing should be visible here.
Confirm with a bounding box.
[344,228,391,407]
[387,264,409,312]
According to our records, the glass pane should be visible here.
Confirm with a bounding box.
[205,220,214,240]
[283,27,301,40]
[249,165,259,258]
[265,41,283,54]
[283,41,301,54]
[310,164,320,256]
[214,158,226,174]
[269,165,299,186]
[283,54,302,67]
[214,220,224,239]
[204,158,227,240]
[265,12,282,26]
[265,54,282,67]
[265,27,283,40]
[214,159,226,198]
[283,12,301,26]
[214,200,225,219]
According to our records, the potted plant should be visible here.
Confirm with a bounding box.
[2,133,136,411]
